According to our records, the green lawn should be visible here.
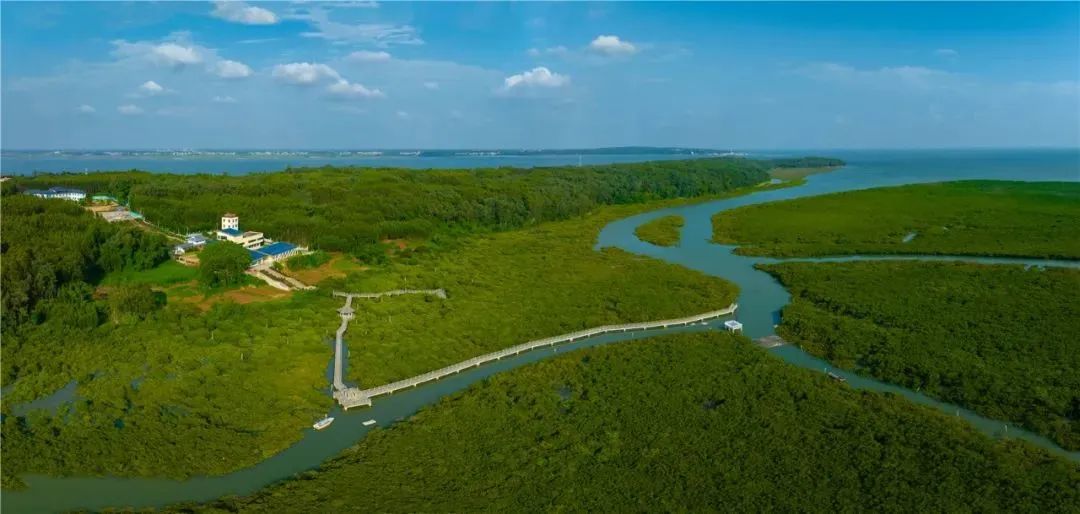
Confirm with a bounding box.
[182,333,1079,513]
[99,260,197,287]
[633,215,684,246]
[762,261,1080,451]
[712,181,1080,258]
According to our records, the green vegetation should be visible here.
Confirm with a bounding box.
[761,261,1080,451]
[183,333,1079,513]
[12,158,779,259]
[197,242,251,288]
[99,260,197,287]
[0,194,170,327]
[712,181,1080,258]
[283,250,331,270]
[330,204,736,387]
[2,159,799,485]
[107,284,164,323]
[633,215,684,246]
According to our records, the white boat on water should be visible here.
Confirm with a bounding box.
[313,416,335,430]
[362,419,377,427]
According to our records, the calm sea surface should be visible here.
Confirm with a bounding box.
[4,148,1077,177]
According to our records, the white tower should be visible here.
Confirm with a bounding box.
[221,213,239,231]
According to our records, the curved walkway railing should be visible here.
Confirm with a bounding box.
[333,303,738,409]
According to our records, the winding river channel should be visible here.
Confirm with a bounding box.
[5,149,1079,512]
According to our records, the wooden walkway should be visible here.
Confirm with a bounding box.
[332,303,738,410]
[333,289,447,300]
[329,289,449,409]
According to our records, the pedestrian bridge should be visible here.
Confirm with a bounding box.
[332,302,738,410]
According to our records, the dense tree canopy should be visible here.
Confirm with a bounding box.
[180,333,1079,513]
[13,158,779,258]
[0,194,169,329]
[763,261,1080,451]
[633,215,684,246]
[197,242,251,288]
[712,181,1080,258]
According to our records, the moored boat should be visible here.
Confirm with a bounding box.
[313,416,335,430]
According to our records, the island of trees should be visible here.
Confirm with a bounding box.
[633,215,685,247]
[712,181,1080,258]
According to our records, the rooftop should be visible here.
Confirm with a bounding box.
[223,212,237,218]
[249,241,298,263]
[218,228,243,237]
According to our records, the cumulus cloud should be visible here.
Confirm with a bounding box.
[502,67,569,91]
[211,1,278,25]
[212,95,238,103]
[117,104,144,115]
[423,81,439,90]
[527,46,568,58]
[113,38,203,67]
[588,35,637,56]
[76,104,96,114]
[272,62,341,85]
[935,48,959,58]
[139,80,165,94]
[214,59,253,78]
[327,79,385,99]
[347,50,392,62]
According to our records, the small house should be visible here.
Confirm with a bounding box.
[723,320,744,333]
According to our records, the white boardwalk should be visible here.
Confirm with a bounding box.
[329,289,449,409]
[332,302,738,410]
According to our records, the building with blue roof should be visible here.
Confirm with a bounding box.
[249,242,300,266]
[24,187,86,202]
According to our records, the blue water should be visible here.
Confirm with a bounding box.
[1,151,716,175]
[5,148,1076,177]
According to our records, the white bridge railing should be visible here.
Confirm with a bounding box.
[333,303,737,409]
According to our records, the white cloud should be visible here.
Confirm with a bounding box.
[935,48,959,58]
[423,81,439,90]
[211,1,278,25]
[327,79,385,99]
[502,67,569,91]
[396,110,410,119]
[347,50,392,62]
[288,6,422,46]
[527,46,568,58]
[214,59,253,78]
[112,35,204,67]
[212,95,238,103]
[76,104,96,114]
[588,35,637,56]
[117,104,144,115]
[139,80,165,94]
[272,62,341,85]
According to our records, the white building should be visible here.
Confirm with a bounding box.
[723,320,744,333]
[216,213,266,249]
[24,187,86,202]
[221,213,239,231]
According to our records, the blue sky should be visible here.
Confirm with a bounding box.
[2,1,1078,149]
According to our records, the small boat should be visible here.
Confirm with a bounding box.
[827,372,846,383]
[313,416,335,430]
[362,419,377,427]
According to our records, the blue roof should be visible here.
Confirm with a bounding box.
[248,242,298,263]
[219,228,242,237]
[259,241,297,256]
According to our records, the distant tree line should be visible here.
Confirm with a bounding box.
[10,158,796,259]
